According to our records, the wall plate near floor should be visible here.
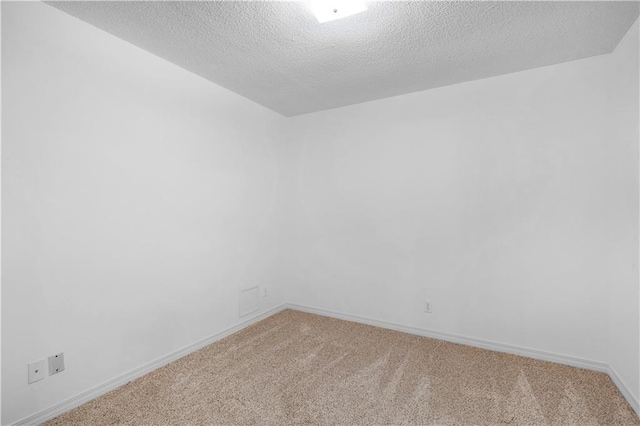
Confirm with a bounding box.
[239,287,259,318]
[28,359,46,384]
[48,353,65,376]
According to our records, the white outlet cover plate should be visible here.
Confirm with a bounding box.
[28,359,46,384]
[48,353,65,376]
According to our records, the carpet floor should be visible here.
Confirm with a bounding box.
[48,309,639,425]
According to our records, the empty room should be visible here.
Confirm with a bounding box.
[2,1,640,425]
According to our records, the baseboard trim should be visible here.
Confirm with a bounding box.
[10,304,287,426]
[608,365,640,417]
[286,303,609,373]
[10,302,638,424]
[285,304,640,417]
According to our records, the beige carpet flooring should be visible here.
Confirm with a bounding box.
[48,309,639,425]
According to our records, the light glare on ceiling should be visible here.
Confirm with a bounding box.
[311,0,367,23]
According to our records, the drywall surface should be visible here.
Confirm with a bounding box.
[0,3,4,424]
[607,19,640,405]
[3,2,639,423]
[285,33,629,368]
[1,3,287,424]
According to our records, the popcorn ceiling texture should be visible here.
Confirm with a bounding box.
[47,1,639,116]
[47,310,638,425]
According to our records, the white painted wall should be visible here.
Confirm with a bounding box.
[1,3,287,424]
[0,2,4,424]
[607,19,640,405]
[285,18,639,384]
[3,2,639,424]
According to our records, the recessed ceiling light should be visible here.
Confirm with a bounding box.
[311,0,368,23]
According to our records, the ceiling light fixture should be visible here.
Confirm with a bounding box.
[311,0,368,23]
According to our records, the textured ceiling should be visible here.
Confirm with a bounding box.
[48,1,639,117]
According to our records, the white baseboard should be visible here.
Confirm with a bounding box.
[10,304,287,426]
[608,365,640,417]
[285,304,640,418]
[286,303,609,373]
[10,302,638,424]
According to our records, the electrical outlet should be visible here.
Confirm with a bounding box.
[48,352,65,376]
[262,286,268,297]
[424,300,432,314]
[28,359,46,384]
